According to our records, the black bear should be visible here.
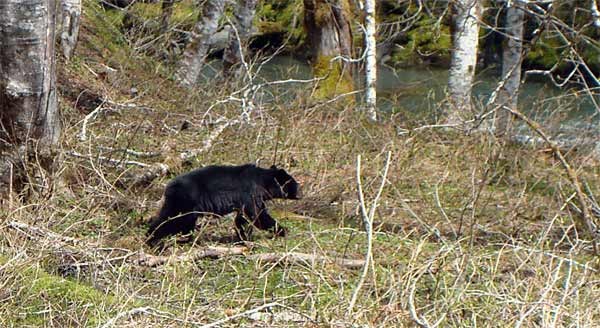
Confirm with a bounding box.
[146,164,301,246]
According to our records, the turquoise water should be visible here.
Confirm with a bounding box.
[203,56,599,135]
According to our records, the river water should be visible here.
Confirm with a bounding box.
[205,56,599,142]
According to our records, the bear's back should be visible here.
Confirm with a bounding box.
[169,164,260,194]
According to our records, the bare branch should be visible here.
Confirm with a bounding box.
[348,151,392,315]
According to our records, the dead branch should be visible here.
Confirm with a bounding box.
[9,219,366,271]
[505,105,599,254]
[129,163,170,187]
[134,246,248,267]
[98,146,160,158]
[66,150,151,168]
[7,220,86,246]
[99,307,155,328]
[179,119,236,163]
[79,99,106,141]
[249,252,365,269]
[136,248,365,269]
[127,119,235,186]
[199,302,281,328]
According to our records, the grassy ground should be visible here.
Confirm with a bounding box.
[1,1,600,327]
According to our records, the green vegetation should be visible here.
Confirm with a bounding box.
[390,17,452,66]
[256,0,305,45]
[312,55,354,100]
[0,260,119,326]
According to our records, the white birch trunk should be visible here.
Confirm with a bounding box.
[592,0,600,28]
[176,0,225,87]
[0,0,60,192]
[223,0,258,78]
[364,0,377,121]
[495,2,525,135]
[59,0,81,59]
[447,0,481,124]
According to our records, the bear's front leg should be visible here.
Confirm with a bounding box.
[255,210,286,237]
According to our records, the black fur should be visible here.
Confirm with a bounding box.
[146,164,301,245]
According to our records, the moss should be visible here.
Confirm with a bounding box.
[128,0,198,30]
[3,264,117,326]
[312,55,354,101]
[81,0,130,62]
[526,33,564,69]
[389,17,451,66]
[256,0,305,47]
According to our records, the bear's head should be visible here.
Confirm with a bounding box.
[270,165,302,200]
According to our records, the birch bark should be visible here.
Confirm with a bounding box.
[59,0,81,59]
[0,0,61,192]
[176,0,225,87]
[446,0,481,124]
[364,0,377,121]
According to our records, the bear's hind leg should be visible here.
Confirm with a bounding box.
[234,212,253,241]
[147,193,198,245]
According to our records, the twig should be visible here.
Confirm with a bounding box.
[79,100,106,141]
[198,302,281,328]
[99,307,154,328]
[347,151,392,315]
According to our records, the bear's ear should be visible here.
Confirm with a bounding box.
[270,165,278,170]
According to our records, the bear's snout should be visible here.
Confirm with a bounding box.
[292,186,303,199]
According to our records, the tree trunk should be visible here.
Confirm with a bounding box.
[495,2,525,136]
[222,0,258,78]
[446,0,481,124]
[592,0,600,28]
[364,0,377,120]
[176,0,225,87]
[303,0,354,100]
[0,0,61,194]
[59,0,81,59]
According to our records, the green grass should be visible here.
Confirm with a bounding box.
[1,261,118,326]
